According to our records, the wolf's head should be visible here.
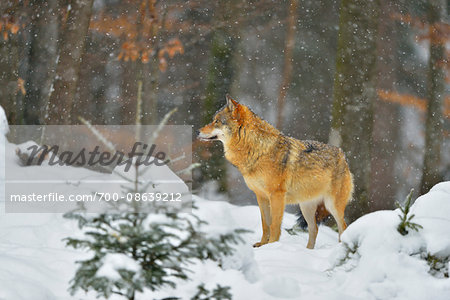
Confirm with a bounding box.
[198,94,250,144]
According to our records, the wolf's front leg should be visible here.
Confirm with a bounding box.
[253,194,270,247]
[267,191,285,244]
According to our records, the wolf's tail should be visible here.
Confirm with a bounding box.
[296,203,330,229]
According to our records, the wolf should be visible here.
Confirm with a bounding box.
[198,95,353,249]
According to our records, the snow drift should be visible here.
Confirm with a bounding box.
[331,183,450,300]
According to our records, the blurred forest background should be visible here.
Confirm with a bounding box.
[0,0,448,221]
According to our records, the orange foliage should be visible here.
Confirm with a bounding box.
[158,56,167,72]
[0,18,21,41]
[115,38,183,69]
[159,38,184,58]
[89,1,184,70]
[377,90,450,119]
[10,24,19,34]
[392,13,450,44]
[117,41,143,62]
[391,13,425,28]
[392,13,450,97]
[90,15,138,39]
[157,38,184,71]
[17,78,26,95]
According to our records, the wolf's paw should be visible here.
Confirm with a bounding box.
[253,241,266,248]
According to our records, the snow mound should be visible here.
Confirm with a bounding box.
[113,156,189,197]
[261,275,301,298]
[0,105,8,135]
[0,105,6,192]
[410,182,450,257]
[0,213,84,300]
[332,181,450,300]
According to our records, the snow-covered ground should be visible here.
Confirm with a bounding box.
[1,109,450,300]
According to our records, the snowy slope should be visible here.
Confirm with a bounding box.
[150,197,349,300]
[152,186,450,300]
[330,182,450,300]
[0,114,449,299]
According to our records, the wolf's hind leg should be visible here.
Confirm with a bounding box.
[254,194,270,247]
[299,201,319,249]
[329,168,352,241]
[324,197,347,242]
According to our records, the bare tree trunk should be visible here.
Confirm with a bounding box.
[140,56,159,125]
[46,0,94,124]
[370,0,402,211]
[275,0,298,131]
[135,0,159,125]
[200,29,235,194]
[420,0,447,195]
[0,3,22,124]
[120,62,137,125]
[0,38,20,124]
[24,0,59,125]
[329,0,380,223]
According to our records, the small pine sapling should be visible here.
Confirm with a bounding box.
[64,143,245,300]
[65,94,244,300]
[64,204,245,300]
[190,283,232,300]
[396,189,423,236]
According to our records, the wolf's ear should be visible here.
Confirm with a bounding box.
[226,94,239,110]
[226,94,244,121]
